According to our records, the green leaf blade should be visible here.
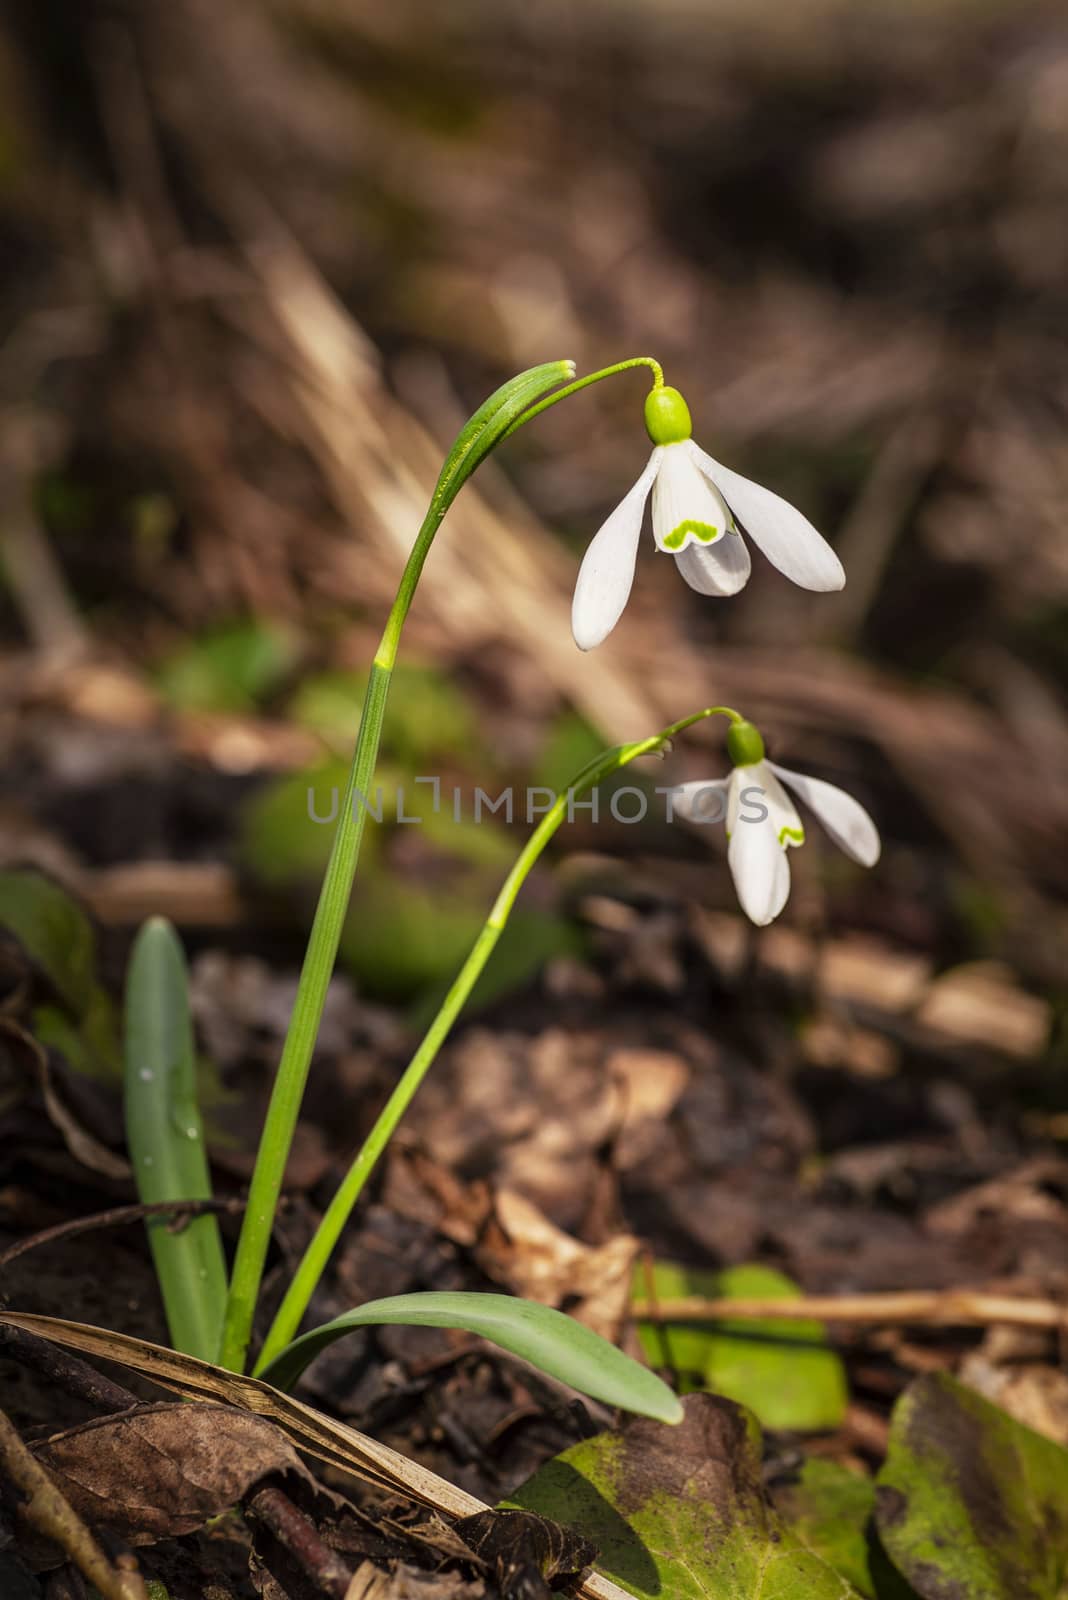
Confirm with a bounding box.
[509,1393,864,1599]
[875,1373,1068,1600]
[434,359,574,509]
[258,1290,683,1424]
[773,1460,920,1600]
[123,917,227,1363]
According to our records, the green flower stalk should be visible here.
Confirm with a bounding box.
[254,706,729,1375]
[217,356,671,1374]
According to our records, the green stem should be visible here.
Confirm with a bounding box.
[219,360,573,1373]
[217,356,672,1374]
[503,355,663,439]
[216,593,407,1372]
[254,705,723,1373]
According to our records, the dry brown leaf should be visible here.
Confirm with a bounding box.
[455,1507,595,1598]
[478,1188,638,1345]
[413,1028,620,1227]
[925,1159,1068,1237]
[342,1562,483,1600]
[915,961,1051,1058]
[33,1403,322,1545]
[382,1147,494,1248]
[958,1355,1068,1447]
[383,1155,638,1341]
[605,1048,690,1172]
[0,1312,633,1600]
[818,938,930,1012]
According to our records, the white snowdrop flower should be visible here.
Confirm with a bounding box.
[571,386,845,650]
[672,719,880,927]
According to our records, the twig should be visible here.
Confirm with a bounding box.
[0,1198,247,1270]
[0,1325,138,1414]
[247,1485,353,1599]
[0,1407,148,1600]
[630,1289,1068,1331]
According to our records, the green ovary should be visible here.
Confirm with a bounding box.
[726,719,765,767]
[644,384,693,445]
[662,520,719,551]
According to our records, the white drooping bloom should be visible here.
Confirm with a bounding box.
[571,386,845,650]
[671,720,880,927]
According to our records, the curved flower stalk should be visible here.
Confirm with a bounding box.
[216,360,580,1373]
[254,705,725,1374]
[572,385,845,650]
[672,717,880,926]
[211,350,871,1380]
[216,356,668,1375]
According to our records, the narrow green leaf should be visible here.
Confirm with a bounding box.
[875,1372,1068,1600]
[123,918,227,1362]
[258,1291,683,1425]
[219,364,572,1378]
[434,359,574,509]
[635,1261,849,1432]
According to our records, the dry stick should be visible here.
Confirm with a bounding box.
[0,1407,148,1600]
[0,1325,138,1414]
[630,1290,1068,1331]
[0,1198,247,1270]
[247,1485,354,1600]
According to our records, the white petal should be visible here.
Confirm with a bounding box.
[727,768,791,926]
[669,777,729,824]
[769,761,880,867]
[739,759,804,847]
[650,442,730,555]
[571,449,661,650]
[674,530,752,596]
[686,439,844,592]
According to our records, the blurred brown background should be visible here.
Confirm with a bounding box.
[1,0,1066,1064]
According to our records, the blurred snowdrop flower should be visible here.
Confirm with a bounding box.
[671,719,880,927]
[571,386,845,650]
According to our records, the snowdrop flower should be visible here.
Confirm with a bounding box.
[571,386,845,650]
[671,718,880,926]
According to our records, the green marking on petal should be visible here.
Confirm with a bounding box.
[779,825,805,846]
[662,520,719,551]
